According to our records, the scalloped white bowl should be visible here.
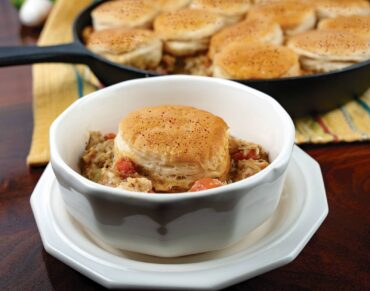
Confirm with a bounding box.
[50,75,295,257]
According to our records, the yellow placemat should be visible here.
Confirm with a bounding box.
[27,0,97,165]
[27,0,370,166]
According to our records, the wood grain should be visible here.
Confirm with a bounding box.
[0,0,369,290]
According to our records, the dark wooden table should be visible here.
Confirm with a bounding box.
[0,1,369,290]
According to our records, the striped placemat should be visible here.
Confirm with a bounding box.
[26,0,370,166]
[295,91,370,144]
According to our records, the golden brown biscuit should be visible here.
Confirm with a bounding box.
[86,28,162,69]
[209,18,283,59]
[287,30,370,72]
[313,0,370,19]
[248,2,316,36]
[318,15,370,40]
[190,0,251,25]
[296,58,358,72]
[91,0,159,31]
[115,105,230,192]
[213,42,300,79]
[253,0,309,3]
[154,8,226,56]
[156,0,191,11]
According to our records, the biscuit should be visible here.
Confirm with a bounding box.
[299,58,356,72]
[191,0,251,25]
[318,15,370,40]
[248,2,316,35]
[115,105,230,192]
[313,0,370,19]
[91,0,159,31]
[87,28,162,69]
[154,8,226,56]
[213,42,300,79]
[156,0,191,11]
[288,29,370,72]
[209,18,283,59]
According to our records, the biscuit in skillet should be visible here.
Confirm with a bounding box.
[248,1,316,36]
[313,0,370,19]
[209,18,283,59]
[190,0,251,25]
[91,0,159,31]
[213,42,300,79]
[318,15,370,41]
[154,8,226,56]
[86,28,162,70]
[288,29,370,72]
[156,0,191,11]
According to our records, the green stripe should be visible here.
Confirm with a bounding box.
[340,107,368,139]
[73,66,84,98]
[356,98,370,115]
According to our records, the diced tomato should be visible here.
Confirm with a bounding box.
[232,149,258,161]
[104,133,116,140]
[189,178,223,192]
[115,157,136,178]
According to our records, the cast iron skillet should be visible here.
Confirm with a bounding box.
[0,0,369,117]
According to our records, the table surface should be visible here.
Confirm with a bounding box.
[0,1,369,290]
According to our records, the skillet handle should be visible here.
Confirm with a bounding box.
[0,43,92,67]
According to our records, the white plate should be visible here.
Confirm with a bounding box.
[30,146,328,290]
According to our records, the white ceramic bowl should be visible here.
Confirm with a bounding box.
[50,75,295,257]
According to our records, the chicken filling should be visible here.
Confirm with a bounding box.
[80,132,269,193]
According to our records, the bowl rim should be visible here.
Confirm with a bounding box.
[50,75,295,202]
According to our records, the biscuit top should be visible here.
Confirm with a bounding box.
[190,0,251,16]
[209,19,281,58]
[318,15,370,39]
[214,42,299,79]
[91,0,159,27]
[313,0,370,19]
[248,2,314,30]
[313,0,370,11]
[154,9,225,40]
[119,105,229,164]
[86,28,160,54]
[156,0,191,11]
[288,30,370,59]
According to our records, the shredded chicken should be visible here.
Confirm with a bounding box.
[80,132,269,193]
[118,177,153,193]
